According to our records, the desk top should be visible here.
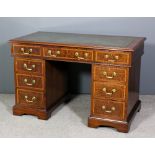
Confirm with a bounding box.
[10,31,145,51]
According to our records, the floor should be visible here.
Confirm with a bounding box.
[0,94,154,138]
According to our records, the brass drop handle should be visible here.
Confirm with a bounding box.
[104,54,119,62]
[23,63,36,71]
[24,79,36,86]
[21,48,33,55]
[103,71,117,79]
[102,105,116,113]
[115,55,119,60]
[48,50,61,57]
[24,95,36,103]
[102,88,117,95]
[75,52,88,60]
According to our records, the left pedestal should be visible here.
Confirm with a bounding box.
[12,44,68,120]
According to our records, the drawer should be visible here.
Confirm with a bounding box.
[12,44,42,57]
[43,47,93,62]
[16,89,45,109]
[15,58,44,75]
[93,81,126,101]
[66,48,93,62]
[43,47,67,59]
[16,74,44,90]
[93,99,124,120]
[95,50,131,65]
[93,65,128,83]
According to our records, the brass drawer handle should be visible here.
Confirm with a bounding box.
[21,48,33,55]
[48,50,61,57]
[23,63,36,71]
[24,78,36,86]
[102,106,116,113]
[24,95,36,103]
[103,71,117,79]
[102,88,117,95]
[104,54,119,62]
[75,52,88,60]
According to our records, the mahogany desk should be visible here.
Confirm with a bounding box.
[10,32,145,132]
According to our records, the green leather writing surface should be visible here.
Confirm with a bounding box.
[12,31,143,49]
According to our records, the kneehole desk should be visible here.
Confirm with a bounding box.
[10,32,145,133]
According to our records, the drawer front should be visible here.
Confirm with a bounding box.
[16,74,44,90]
[16,89,45,109]
[93,65,128,83]
[95,50,131,65]
[43,47,67,59]
[93,81,126,101]
[15,58,44,75]
[43,47,93,62]
[13,44,42,57]
[66,48,93,62]
[93,99,124,120]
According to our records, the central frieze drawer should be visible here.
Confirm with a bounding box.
[16,89,45,109]
[16,74,44,90]
[43,47,93,62]
[93,65,128,83]
[15,58,44,75]
[93,81,127,101]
